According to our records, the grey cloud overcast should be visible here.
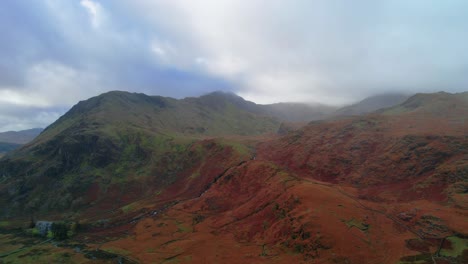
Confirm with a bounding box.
[0,0,467,131]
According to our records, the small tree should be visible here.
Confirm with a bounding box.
[51,222,69,240]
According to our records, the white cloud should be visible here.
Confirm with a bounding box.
[149,38,180,65]
[124,0,468,104]
[196,55,248,78]
[0,108,63,132]
[80,0,102,28]
[0,60,106,131]
[0,61,104,108]
[0,90,50,108]
[25,61,103,106]
[151,46,165,56]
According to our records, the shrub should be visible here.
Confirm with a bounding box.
[51,222,69,240]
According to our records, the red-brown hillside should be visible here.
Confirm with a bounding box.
[258,114,467,203]
[1,92,467,264]
[93,93,467,263]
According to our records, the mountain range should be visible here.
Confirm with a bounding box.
[0,128,42,158]
[0,128,43,144]
[0,91,466,263]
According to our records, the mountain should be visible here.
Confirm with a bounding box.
[261,97,467,197]
[0,128,42,144]
[191,91,338,122]
[334,93,411,116]
[0,91,467,263]
[0,91,283,217]
[0,91,335,218]
[93,91,466,263]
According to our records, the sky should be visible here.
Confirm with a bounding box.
[0,0,467,132]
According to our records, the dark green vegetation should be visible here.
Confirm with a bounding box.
[0,229,137,263]
[399,234,468,264]
[0,142,21,155]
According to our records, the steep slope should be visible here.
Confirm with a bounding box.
[0,91,278,218]
[260,92,467,203]
[335,93,411,116]
[93,91,467,263]
[102,159,467,263]
[0,128,42,144]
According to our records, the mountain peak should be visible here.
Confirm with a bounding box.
[198,91,247,103]
[203,90,240,97]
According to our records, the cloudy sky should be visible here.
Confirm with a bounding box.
[1,0,467,131]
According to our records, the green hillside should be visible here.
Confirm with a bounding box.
[0,91,280,218]
[0,142,21,158]
[0,142,20,153]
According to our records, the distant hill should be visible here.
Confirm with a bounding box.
[0,128,42,144]
[334,93,411,116]
[0,128,42,157]
[379,91,468,116]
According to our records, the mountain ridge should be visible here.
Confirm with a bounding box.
[0,90,467,263]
